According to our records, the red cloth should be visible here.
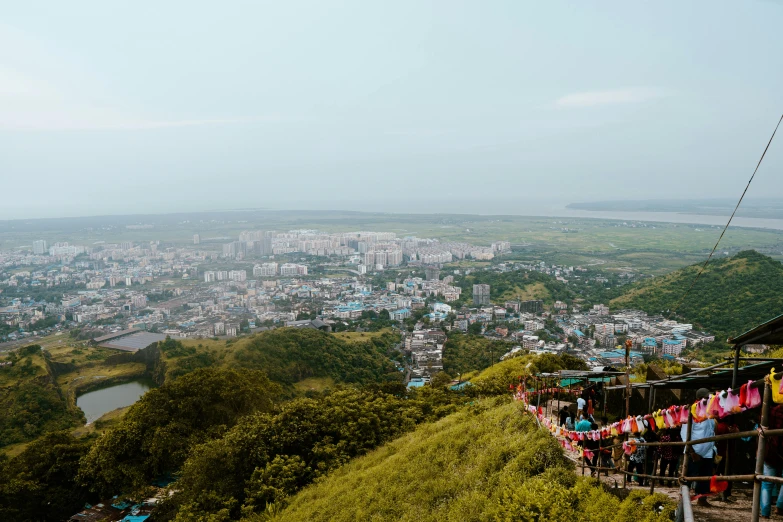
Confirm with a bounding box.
[710,475,729,493]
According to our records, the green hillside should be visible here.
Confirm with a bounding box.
[269,399,673,522]
[456,270,574,305]
[0,345,83,448]
[158,328,401,389]
[611,250,783,341]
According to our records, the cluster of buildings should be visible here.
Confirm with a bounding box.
[1,228,709,366]
[402,328,447,386]
[557,308,715,358]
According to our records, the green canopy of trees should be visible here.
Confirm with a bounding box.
[442,331,515,374]
[0,431,96,521]
[228,328,399,387]
[78,367,280,497]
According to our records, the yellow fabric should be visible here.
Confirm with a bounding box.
[654,410,666,430]
[771,368,783,404]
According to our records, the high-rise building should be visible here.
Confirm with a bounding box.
[473,284,491,306]
[519,300,544,314]
[193,234,200,245]
[204,271,216,283]
[425,266,440,281]
[32,240,47,255]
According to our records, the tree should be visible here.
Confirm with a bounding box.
[79,368,280,497]
[468,322,483,335]
[0,431,96,521]
[429,372,452,389]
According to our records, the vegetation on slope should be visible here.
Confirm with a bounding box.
[0,345,83,447]
[159,387,461,521]
[160,328,401,390]
[611,250,783,342]
[269,399,674,522]
[442,331,514,375]
[467,352,588,396]
[78,367,280,497]
[456,269,574,306]
[0,431,96,521]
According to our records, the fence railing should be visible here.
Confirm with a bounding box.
[533,377,776,522]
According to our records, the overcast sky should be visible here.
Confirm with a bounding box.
[2,1,782,219]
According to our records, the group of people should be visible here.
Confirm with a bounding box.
[556,387,783,515]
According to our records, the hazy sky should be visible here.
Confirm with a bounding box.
[2,1,783,219]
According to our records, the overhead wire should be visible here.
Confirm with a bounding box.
[668,114,783,319]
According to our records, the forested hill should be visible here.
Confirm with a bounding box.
[159,328,401,388]
[611,250,783,340]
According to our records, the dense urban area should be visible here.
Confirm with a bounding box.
[2,218,782,522]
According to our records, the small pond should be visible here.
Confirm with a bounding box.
[76,378,155,424]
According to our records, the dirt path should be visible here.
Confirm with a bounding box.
[568,454,757,521]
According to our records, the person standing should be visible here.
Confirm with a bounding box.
[627,432,647,485]
[760,403,783,518]
[559,405,570,428]
[681,388,716,507]
[577,395,587,416]
[657,428,681,487]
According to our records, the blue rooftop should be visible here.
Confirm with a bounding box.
[407,378,426,388]
[573,330,585,337]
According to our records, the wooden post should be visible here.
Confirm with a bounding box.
[648,384,655,411]
[751,380,771,522]
[536,378,541,413]
[556,371,561,425]
[680,409,693,489]
[625,339,633,418]
[732,344,741,389]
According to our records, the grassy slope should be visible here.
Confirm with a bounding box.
[611,250,783,340]
[272,399,673,522]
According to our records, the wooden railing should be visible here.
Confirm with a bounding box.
[541,377,778,522]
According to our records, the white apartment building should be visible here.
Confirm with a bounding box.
[279,263,308,276]
[229,270,247,282]
[33,240,48,255]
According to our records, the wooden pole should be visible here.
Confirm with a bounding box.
[557,371,561,425]
[648,384,655,411]
[625,339,632,418]
[732,344,741,389]
[680,408,693,490]
[751,380,771,522]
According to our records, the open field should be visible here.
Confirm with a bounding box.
[2,210,781,277]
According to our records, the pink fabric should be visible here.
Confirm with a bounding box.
[746,381,761,409]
